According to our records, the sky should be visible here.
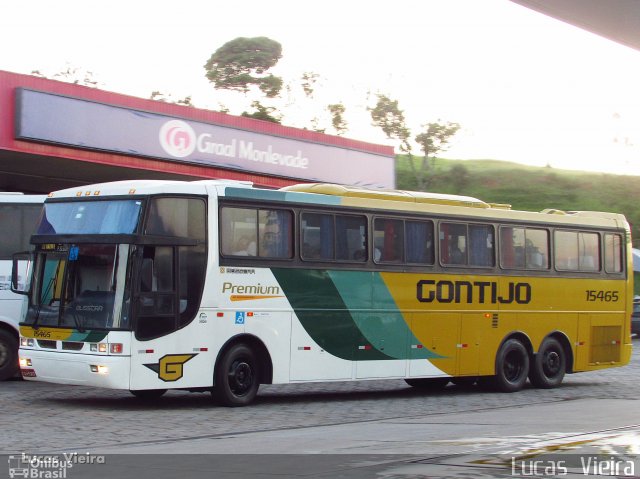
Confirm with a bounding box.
[2,0,639,175]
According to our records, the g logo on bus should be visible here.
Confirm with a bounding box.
[144,354,197,382]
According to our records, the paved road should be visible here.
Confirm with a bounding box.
[1,340,638,477]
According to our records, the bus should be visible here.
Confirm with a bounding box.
[0,193,46,380]
[13,180,632,406]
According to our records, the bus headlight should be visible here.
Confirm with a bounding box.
[19,357,32,367]
[20,338,34,347]
[90,365,109,375]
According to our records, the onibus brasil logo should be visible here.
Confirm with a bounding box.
[159,120,196,158]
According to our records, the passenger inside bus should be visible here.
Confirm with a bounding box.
[232,236,256,256]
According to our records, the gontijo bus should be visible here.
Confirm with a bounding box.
[13,179,633,406]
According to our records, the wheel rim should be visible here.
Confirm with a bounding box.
[228,359,254,396]
[504,350,525,382]
[542,349,561,377]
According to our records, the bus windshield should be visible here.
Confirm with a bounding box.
[37,200,143,235]
[23,243,132,330]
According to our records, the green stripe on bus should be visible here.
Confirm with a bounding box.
[327,271,441,360]
[225,187,341,206]
[272,268,392,360]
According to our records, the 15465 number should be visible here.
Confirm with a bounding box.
[585,290,619,302]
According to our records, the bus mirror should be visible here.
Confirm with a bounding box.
[11,252,32,295]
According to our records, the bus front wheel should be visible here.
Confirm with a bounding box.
[0,330,18,381]
[493,339,529,392]
[529,337,566,389]
[213,343,260,407]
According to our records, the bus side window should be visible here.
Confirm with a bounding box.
[604,233,623,273]
[579,232,600,272]
[440,222,467,266]
[406,220,434,265]
[525,228,549,269]
[374,218,403,263]
[220,206,291,259]
[555,230,600,272]
[469,224,494,267]
[0,203,42,260]
[335,215,366,262]
[301,213,333,260]
[258,210,292,258]
[220,207,258,257]
[500,226,521,268]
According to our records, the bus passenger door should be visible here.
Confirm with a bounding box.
[129,244,209,390]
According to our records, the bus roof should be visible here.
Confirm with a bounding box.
[42,179,628,230]
[280,184,627,226]
[45,179,253,199]
[281,183,512,209]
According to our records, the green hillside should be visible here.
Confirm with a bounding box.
[395,156,640,247]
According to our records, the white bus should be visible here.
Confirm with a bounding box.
[14,180,632,405]
[0,193,46,380]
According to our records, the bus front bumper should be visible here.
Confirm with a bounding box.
[19,349,130,389]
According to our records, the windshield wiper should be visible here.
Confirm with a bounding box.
[71,307,86,333]
[31,277,55,329]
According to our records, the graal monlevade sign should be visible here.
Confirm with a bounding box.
[15,89,394,188]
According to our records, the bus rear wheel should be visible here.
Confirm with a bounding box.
[0,330,18,381]
[213,343,260,407]
[492,339,529,392]
[529,337,566,389]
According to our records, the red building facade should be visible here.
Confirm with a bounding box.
[0,70,395,193]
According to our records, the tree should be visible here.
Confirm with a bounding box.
[414,121,460,189]
[327,103,348,135]
[415,121,461,169]
[241,101,281,123]
[369,95,411,149]
[150,91,193,107]
[369,94,419,186]
[31,64,101,88]
[203,37,283,98]
[370,95,461,190]
[301,72,319,98]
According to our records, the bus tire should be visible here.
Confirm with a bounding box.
[130,389,167,399]
[213,343,260,407]
[404,377,449,389]
[0,329,18,381]
[529,337,566,389]
[493,338,529,392]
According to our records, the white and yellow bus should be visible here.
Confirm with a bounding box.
[14,179,632,406]
[0,193,45,380]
